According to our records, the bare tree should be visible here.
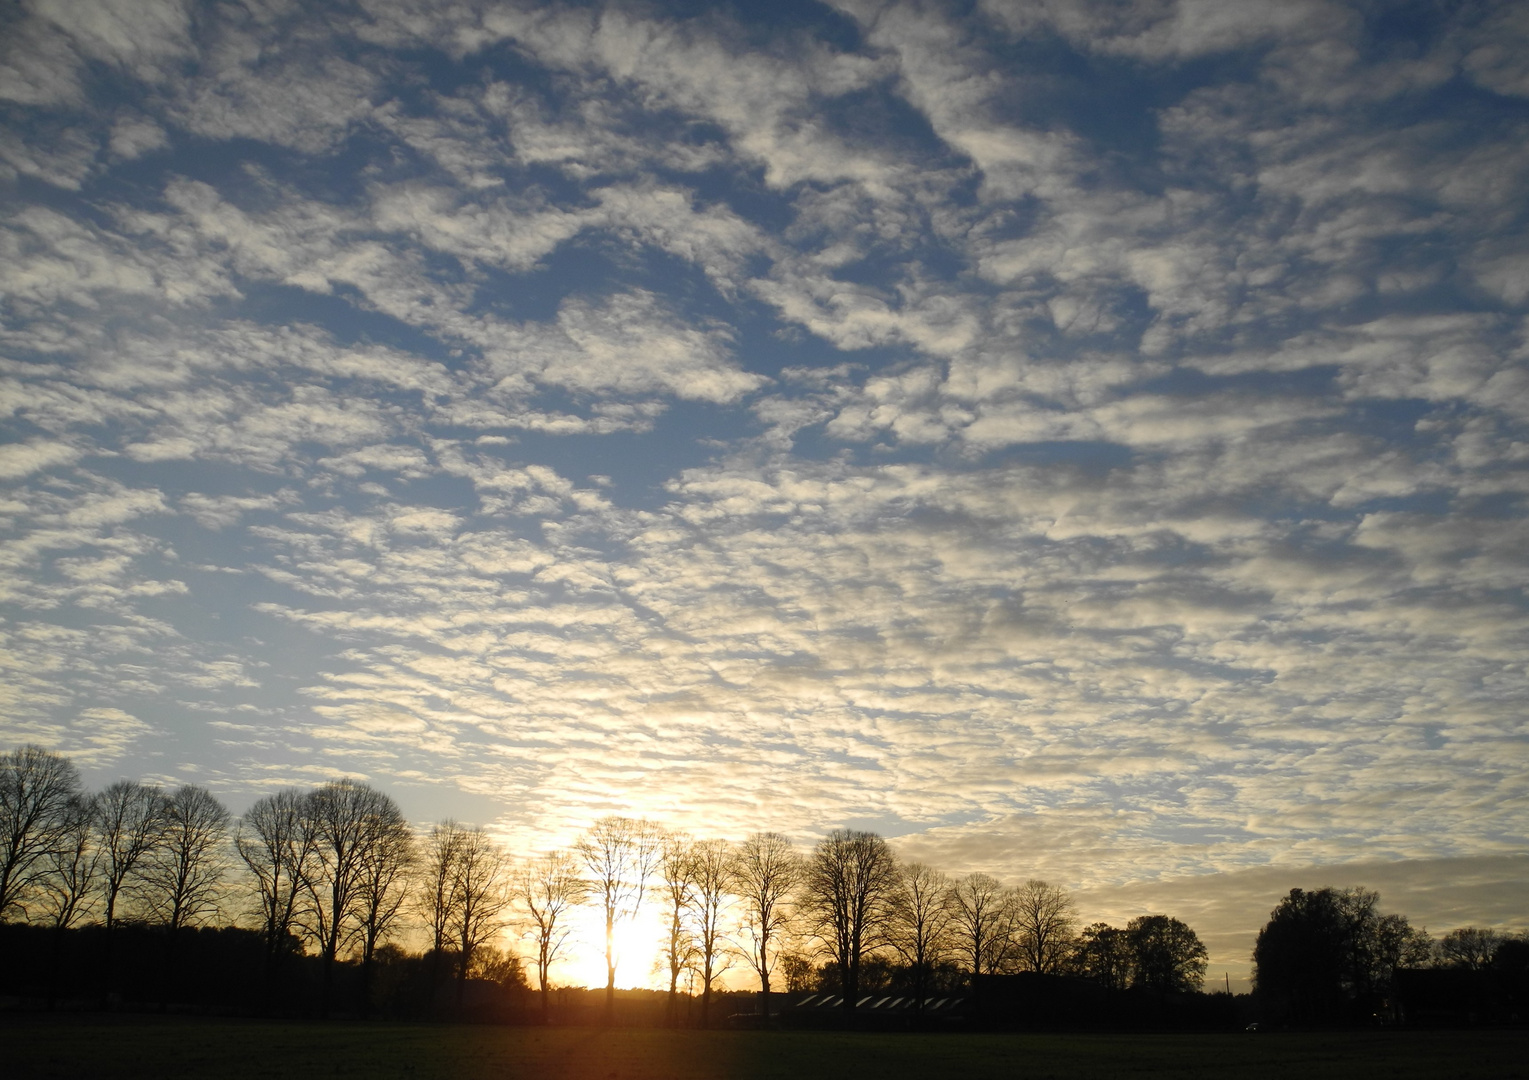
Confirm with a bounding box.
[446,826,511,1005]
[235,788,317,986]
[1011,878,1077,974]
[887,861,952,1008]
[351,798,415,1013]
[802,828,899,1014]
[513,850,586,1022]
[690,838,733,1027]
[143,785,230,934]
[946,872,1011,994]
[141,785,230,1010]
[1438,927,1504,971]
[656,831,699,1026]
[95,779,169,932]
[1,744,82,921]
[35,792,100,1008]
[417,818,468,993]
[302,778,404,1014]
[36,793,100,932]
[730,831,798,1019]
[93,778,167,1002]
[576,815,661,1022]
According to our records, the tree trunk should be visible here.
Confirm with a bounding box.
[455,944,470,1008]
[604,911,616,1025]
[159,925,177,1014]
[758,947,772,1018]
[319,945,335,1019]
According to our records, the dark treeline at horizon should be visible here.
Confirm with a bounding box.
[4,744,1527,1030]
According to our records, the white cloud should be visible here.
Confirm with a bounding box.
[0,439,81,480]
[0,0,1525,947]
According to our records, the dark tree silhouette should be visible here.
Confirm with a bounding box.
[729,831,798,1019]
[1438,927,1503,970]
[35,791,99,1008]
[35,793,99,931]
[94,779,168,1003]
[1073,921,1133,991]
[1253,886,1427,1024]
[886,861,952,1008]
[513,849,585,1022]
[656,831,698,1026]
[803,828,898,1014]
[302,779,405,1014]
[352,799,415,1013]
[947,872,1010,992]
[444,826,509,1005]
[144,785,230,934]
[689,838,732,1027]
[1126,914,1207,993]
[142,785,229,1009]
[95,780,168,932]
[577,815,661,1023]
[417,819,467,985]
[235,788,316,990]
[1,745,82,921]
[1011,879,1076,974]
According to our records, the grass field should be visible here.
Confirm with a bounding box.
[6,1017,1529,1079]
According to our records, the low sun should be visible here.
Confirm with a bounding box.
[558,907,667,990]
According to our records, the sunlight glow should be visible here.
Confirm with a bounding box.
[555,904,671,991]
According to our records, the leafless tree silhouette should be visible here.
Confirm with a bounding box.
[35,792,100,931]
[236,788,317,986]
[1439,927,1503,970]
[417,819,468,990]
[144,785,230,934]
[1011,878,1077,974]
[513,849,586,1022]
[690,838,733,1027]
[1,745,82,921]
[887,861,952,1007]
[803,828,898,1014]
[656,831,699,1026]
[947,872,1011,992]
[445,826,510,1004]
[577,815,661,1022]
[95,779,168,933]
[142,785,229,1009]
[302,779,405,1014]
[352,799,415,1012]
[729,831,798,1019]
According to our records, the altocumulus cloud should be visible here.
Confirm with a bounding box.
[3,0,1528,985]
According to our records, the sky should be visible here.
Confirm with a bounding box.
[3,0,1529,991]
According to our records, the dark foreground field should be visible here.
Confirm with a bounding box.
[6,1017,1528,1080]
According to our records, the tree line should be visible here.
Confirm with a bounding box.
[3,745,1523,1027]
[1252,886,1529,1026]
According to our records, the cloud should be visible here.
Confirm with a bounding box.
[0,0,1525,955]
[0,439,81,480]
[0,13,86,106]
[33,0,194,81]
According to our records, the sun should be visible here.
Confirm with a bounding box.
[555,905,668,990]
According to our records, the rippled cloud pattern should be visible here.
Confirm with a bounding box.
[4,0,1528,980]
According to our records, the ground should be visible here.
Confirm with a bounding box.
[5,1017,1528,1079]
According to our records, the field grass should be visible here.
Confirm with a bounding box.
[6,1016,1529,1079]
